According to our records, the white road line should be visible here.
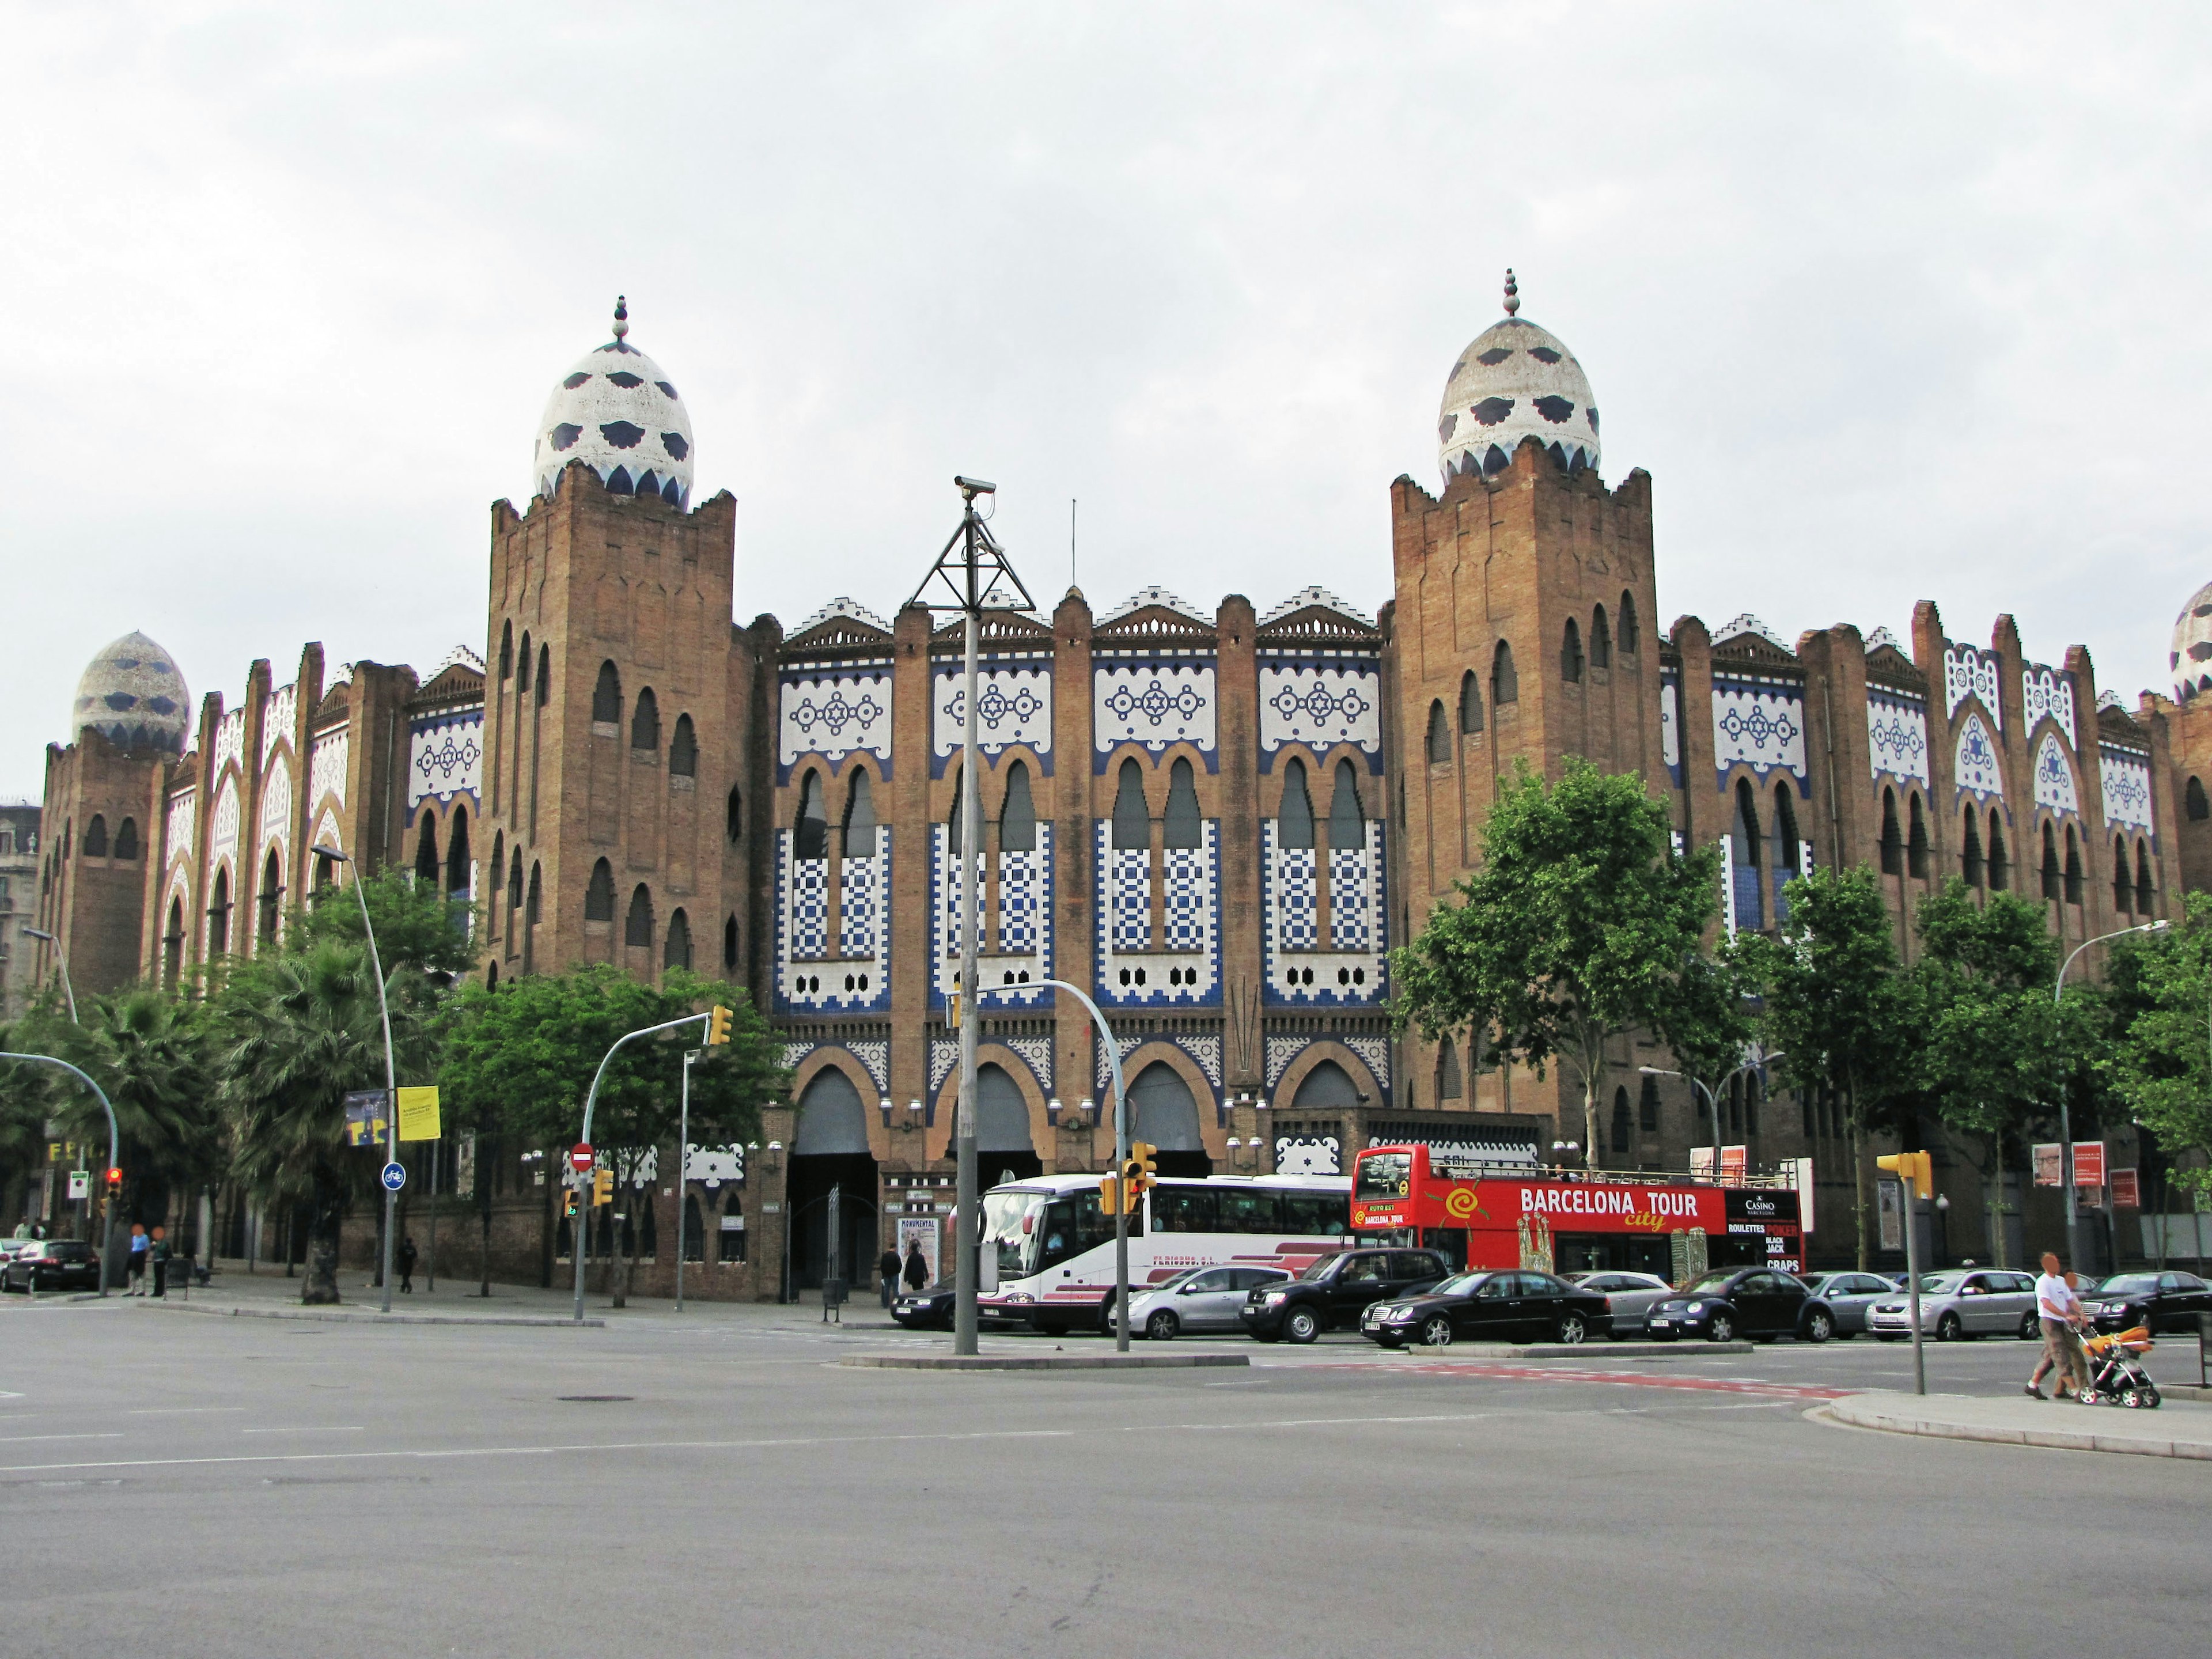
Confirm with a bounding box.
[128,1407,248,1416]
[0,1433,124,1444]
[240,1426,368,1435]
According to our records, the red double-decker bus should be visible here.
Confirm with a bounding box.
[1350,1143,1802,1278]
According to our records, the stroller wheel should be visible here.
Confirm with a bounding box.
[2119,1387,2144,1409]
[2138,1384,2160,1410]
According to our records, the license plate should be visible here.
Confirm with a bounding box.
[1650,1318,1671,1329]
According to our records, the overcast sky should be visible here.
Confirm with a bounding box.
[6,2,2209,799]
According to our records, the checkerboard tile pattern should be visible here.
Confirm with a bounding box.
[1328,842,1369,952]
[789,850,829,960]
[999,842,1042,956]
[1260,820,1388,1008]
[1094,820,1220,1008]
[1274,839,1319,950]
[1110,844,1151,952]
[839,848,877,958]
[1162,846,1209,951]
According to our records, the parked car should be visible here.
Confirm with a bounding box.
[889,1280,1031,1331]
[1241,1247,1450,1344]
[1646,1267,1819,1342]
[2079,1270,2212,1335]
[2,1240,103,1293]
[1565,1270,1673,1336]
[1867,1268,2041,1341]
[1116,1266,1292,1340]
[1363,1269,1611,1349]
[1797,1270,1903,1336]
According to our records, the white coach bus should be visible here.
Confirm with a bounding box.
[974,1170,1354,1335]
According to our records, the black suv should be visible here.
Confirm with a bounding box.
[1241,1247,1450,1344]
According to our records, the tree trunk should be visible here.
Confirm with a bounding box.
[1846,1080,1868,1271]
[1583,1071,1601,1173]
[478,1191,493,1298]
[303,1179,344,1305]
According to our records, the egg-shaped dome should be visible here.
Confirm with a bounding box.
[2170,580,2212,702]
[532,297,694,509]
[72,631,190,755]
[1438,271,1601,484]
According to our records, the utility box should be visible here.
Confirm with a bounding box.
[821,1277,849,1309]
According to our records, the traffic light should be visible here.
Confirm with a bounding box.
[1125,1142,1158,1195]
[1098,1174,1125,1215]
[564,1190,578,1219]
[1876,1150,1933,1199]
[592,1168,615,1207]
[706,1004,732,1046]
[105,1166,122,1191]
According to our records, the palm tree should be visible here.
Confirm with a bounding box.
[217,940,434,1304]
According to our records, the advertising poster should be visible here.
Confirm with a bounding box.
[396,1086,442,1143]
[1877,1179,1903,1251]
[2032,1143,2062,1187]
[897,1215,941,1286]
[2111,1169,2141,1209]
[2070,1141,2106,1187]
[343,1089,388,1148]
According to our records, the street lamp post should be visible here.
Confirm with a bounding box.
[1641,1050,1785,1172]
[2054,919,2168,1271]
[675,1047,698,1313]
[910,475,1033,1357]
[309,846,401,1313]
[21,927,78,1025]
[0,1051,120,1293]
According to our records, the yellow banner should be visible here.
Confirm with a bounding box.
[396,1085,442,1142]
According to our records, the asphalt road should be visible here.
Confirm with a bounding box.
[2,1298,2204,1659]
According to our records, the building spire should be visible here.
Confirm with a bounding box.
[1503,268,1519,316]
[612,295,630,342]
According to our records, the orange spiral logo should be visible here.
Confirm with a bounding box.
[1443,1187,1479,1221]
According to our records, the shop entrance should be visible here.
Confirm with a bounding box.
[787,1066,878,1294]
[1127,1062,1210,1178]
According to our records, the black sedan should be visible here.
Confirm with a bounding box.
[889,1281,1029,1332]
[2080,1270,2212,1335]
[1361,1269,1611,1349]
[2,1240,103,1293]
[1645,1267,1821,1342]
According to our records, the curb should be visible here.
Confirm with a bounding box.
[145,1301,605,1330]
[1820,1391,2212,1460]
[838,1352,1249,1371]
[1463,1340,1755,1359]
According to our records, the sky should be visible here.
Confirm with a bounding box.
[5,2,2211,800]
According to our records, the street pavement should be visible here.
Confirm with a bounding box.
[3,1281,2206,1658]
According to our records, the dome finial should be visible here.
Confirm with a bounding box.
[1502,268,1519,316]
[612,295,630,342]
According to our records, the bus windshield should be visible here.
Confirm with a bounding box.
[981,1191,1041,1283]
[1356,1151,1411,1200]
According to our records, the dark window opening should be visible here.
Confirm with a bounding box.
[1426,700,1450,763]
[625,884,654,949]
[2063,825,2084,906]
[585,858,615,922]
[2188,777,2210,821]
[843,770,876,859]
[1589,604,1612,668]
[162,899,184,984]
[1961,810,1984,889]
[1638,1075,1661,1133]
[2113,835,2131,914]
[1437,1037,1463,1100]
[726,783,743,843]
[1732,779,1764,931]
[209,866,230,956]
[722,914,738,970]
[2040,822,2061,902]
[1907,793,1930,878]
[794,771,828,859]
[669,714,697,777]
[2136,841,2156,916]
[517,631,532,693]
[1618,591,1640,656]
[664,906,691,969]
[1112,759,1149,851]
[1000,760,1036,852]
[1162,757,1202,850]
[1879,789,1902,876]
[498,622,513,680]
[82,815,107,857]
[1987,812,2009,892]
[1459,670,1483,735]
[536,646,551,707]
[114,817,138,860]
[1611,1087,1633,1159]
[257,849,282,944]
[1278,758,1315,850]
[592,661,622,724]
[445,804,469,897]
[1493,639,1518,704]
[1328,759,1362,853]
[631,688,660,751]
[415,817,439,886]
[1560,618,1584,683]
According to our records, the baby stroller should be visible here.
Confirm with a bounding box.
[2079,1325,2160,1409]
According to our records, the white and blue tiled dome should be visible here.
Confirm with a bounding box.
[72,631,190,755]
[1438,271,1601,483]
[533,298,694,509]
[2170,579,2212,702]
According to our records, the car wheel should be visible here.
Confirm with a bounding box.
[1936,1311,1963,1342]
[1145,1310,1179,1342]
[2019,1312,2041,1340]
[1555,1312,1588,1344]
[1421,1315,1453,1349]
[1284,1307,1322,1345]
[1804,1308,1834,1343]
[1706,1312,1735,1343]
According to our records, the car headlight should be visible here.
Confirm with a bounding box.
[1685,1301,1705,1314]
[1261,1291,1288,1305]
[1003,1291,1032,1304]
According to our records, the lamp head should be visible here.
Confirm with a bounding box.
[310,844,353,865]
[22,927,55,942]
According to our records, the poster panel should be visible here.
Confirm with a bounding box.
[897,1215,941,1287]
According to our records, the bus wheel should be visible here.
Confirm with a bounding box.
[1145,1310,1179,1342]
[1285,1308,1322,1345]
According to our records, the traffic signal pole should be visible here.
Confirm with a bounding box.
[0,1051,121,1294]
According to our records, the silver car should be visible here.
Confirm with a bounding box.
[1798,1270,1902,1337]
[1867,1268,2041,1342]
[1122,1266,1291,1340]
[1565,1271,1673,1335]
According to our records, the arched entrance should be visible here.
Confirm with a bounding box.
[976,1062,1042,1186]
[1292,1059,1360,1108]
[787,1066,877,1295]
[1127,1061,1210,1177]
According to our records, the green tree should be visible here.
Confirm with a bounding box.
[293,866,482,978]
[1735,865,1914,1267]
[1392,759,1724,1162]
[216,939,441,1303]
[46,984,225,1223]
[1656,943,1760,1150]
[437,964,784,1306]
[2104,891,2212,1209]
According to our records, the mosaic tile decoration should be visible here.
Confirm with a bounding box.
[407,710,483,824]
[1342,1036,1392,1090]
[1257,662,1382,768]
[1001,1035,1055,1096]
[1094,820,1221,1008]
[210,778,238,858]
[1262,1035,1391,1096]
[164,790,195,867]
[213,707,247,781]
[1091,1032,1218,1107]
[1093,662,1216,768]
[1328,842,1370,953]
[778,672,892,781]
[839,844,877,959]
[1274,1134,1342,1176]
[1263,1035,1306,1089]
[1660,673,1682,787]
[1111,844,1152,953]
[258,757,292,853]
[1711,679,1808,792]
[789,847,830,960]
[309,730,349,812]
[2023,665,2077,747]
[2033,733,2079,816]
[1954,713,2004,801]
[774,829,892,1015]
[931,824,1055,1009]
[1945,643,2003,726]
[933,664,1052,775]
[1274,842,1319,952]
[1260,820,1387,1007]
[2101,745,2154,831]
[260,682,297,764]
[847,1040,889,1094]
[1867,690,1930,785]
[930,1039,958,1096]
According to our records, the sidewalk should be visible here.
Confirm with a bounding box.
[1821,1390,2212,1460]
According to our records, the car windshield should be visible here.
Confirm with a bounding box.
[1430,1272,1492,1297]
[1681,1272,1739,1295]
[1148,1269,1200,1293]
[1912,1273,1965,1293]
[2096,1274,2160,1297]
[1297,1255,1347,1282]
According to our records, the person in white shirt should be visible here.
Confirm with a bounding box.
[2026,1251,2088,1401]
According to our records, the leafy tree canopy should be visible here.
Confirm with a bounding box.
[2103,891,2212,1203]
[291,867,482,979]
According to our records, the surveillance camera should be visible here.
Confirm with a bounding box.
[955,475,997,496]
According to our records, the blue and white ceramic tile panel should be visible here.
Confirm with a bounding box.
[777,669,892,783]
[309,730,348,815]
[2023,665,2077,746]
[213,707,247,780]
[210,777,238,865]
[260,683,296,766]
[1260,820,1387,1007]
[164,790,194,872]
[1711,675,1809,795]
[1093,1032,1221,1113]
[1093,658,1217,771]
[257,756,293,867]
[406,709,483,827]
[2033,734,2080,816]
[1718,833,1739,936]
[1001,1035,1055,1097]
[774,828,891,1015]
[1256,656,1382,773]
[1944,644,2003,727]
[1263,1033,1392,1095]
[1274,1134,1342,1176]
[2101,746,2154,832]
[930,824,1055,1009]
[932,661,1052,777]
[1866,690,1930,785]
[1094,820,1220,1008]
[1660,671,1682,787]
[1953,713,2005,801]
[928,1039,957,1099]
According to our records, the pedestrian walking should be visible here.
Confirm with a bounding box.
[2026,1251,2090,1401]
[398,1235,419,1294]
[878,1247,902,1308]
[125,1223,148,1296]
[148,1225,171,1298]
[902,1240,929,1292]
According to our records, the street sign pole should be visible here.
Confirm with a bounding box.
[1903,1179,1925,1396]
[571,1011,713,1325]
[676,1049,698,1314]
[0,1051,121,1295]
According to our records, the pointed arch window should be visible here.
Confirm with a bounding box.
[669,714,697,777]
[624,884,654,949]
[722,913,738,970]
[82,815,108,857]
[631,688,660,751]
[115,817,138,859]
[536,646,551,706]
[507,846,523,916]
[1907,793,1930,878]
[2112,835,2131,914]
[1772,785,1800,876]
[1492,640,1518,704]
[664,906,691,969]
[1000,760,1036,852]
[1618,590,1641,656]
[1878,788,1903,876]
[1436,1036,1463,1101]
[719,1190,747,1262]
[257,847,283,944]
[517,631,532,694]
[1328,760,1362,853]
[445,804,469,897]
[1111,758,1149,850]
[1638,1075,1661,1132]
[946,763,969,855]
[727,784,742,843]
[2136,840,2156,916]
[415,816,440,885]
[1278,758,1315,850]
[1961,810,1985,888]
[843,770,876,859]
[2040,821,2061,902]
[1732,779,1764,930]
[682,1195,705,1263]
[1560,618,1584,682]
[1589,604,1612,668]
[1163,757,1202,849]
[585,858,615,922]
[1459,670,1483,735]
[209,866,231,955]
[592,661,622,725]
[1426,700,1451,763]
[2063,824,2084,906]
[162,897,184,984]
[1987,810,2009,892]
[794,771,828,859]
[498,621,513,681]
[2190,777,2210,821]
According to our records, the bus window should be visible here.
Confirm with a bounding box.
[1036,1186,1141,1272]
[1216,1190,1280,1233]
[1151,1187,1218,1233]
[1356,1152,1411,1200]
[982,1191,1036,1282]
[1279,1192,1347,1237]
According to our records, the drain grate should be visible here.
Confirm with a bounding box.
[556,1394,635,1402]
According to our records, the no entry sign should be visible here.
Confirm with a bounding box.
[570,1143,594,1174]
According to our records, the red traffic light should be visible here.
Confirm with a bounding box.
[105,1167,122,1188]
[569,1143,594,1174]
